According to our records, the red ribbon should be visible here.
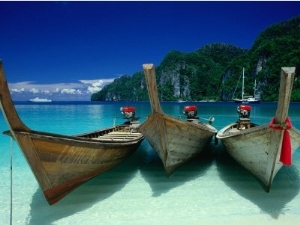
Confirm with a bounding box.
[269,117,292,165]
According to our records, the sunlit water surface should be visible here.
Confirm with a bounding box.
[1,101,300,224]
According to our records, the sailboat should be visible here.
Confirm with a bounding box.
[233,68,261,104]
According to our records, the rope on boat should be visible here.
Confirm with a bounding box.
[9,137,13,225]
[269,117,292,165]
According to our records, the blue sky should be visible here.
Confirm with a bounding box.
[1,1,300,101]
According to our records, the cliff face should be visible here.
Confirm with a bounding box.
[91,15,300,102]
[156,44,246,101]
[159,63,192,100]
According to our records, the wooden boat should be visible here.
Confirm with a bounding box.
[217,67,300,191]
[138,64,217,175]
[0,61,144,205]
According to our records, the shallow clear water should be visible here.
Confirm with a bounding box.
[1,101,300,224]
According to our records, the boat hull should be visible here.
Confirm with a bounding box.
[7,126,144,205]
[217,123,300,191]
[0,61,144,204]
[139,113,217,174]
[140,63,217,174]
[234,98,261,104]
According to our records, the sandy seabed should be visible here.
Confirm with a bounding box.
[1,140,300,225]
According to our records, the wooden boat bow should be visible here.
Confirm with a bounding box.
[0,61,30,133]
[0,61,144,205]
[139,63,217,174]
[274,67,295,124]
[142,64,163,114]
[217,67,300,192]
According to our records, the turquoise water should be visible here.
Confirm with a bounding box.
[1,101,300,224]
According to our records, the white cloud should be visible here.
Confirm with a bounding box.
[30,88,40,93]
[79,78,115,93]
[87,86,101,93]
[8,78,115,101]
[61,88,82,95]
[11,88,25,93]
[43,90,51,94]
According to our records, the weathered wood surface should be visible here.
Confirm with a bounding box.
[142,64,163,114]
[139,64,217,174]
[217,67,300,191]
[274,67,295,123]
[0,61,144,205]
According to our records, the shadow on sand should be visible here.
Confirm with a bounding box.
[138,140,215,197]
[215,143,300,219]
[27,146,143,225]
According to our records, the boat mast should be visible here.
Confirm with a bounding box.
[253,79,256,97]
[242,67,245,99]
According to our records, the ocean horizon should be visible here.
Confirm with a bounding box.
[1,101,300,225]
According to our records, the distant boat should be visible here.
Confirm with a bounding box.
[233,68,261,104]
[138,64,217,175]
[217,67,300,191]
[0,61,144,205]
[29,97,52,102]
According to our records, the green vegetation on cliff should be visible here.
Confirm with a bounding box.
[91,15,300,102]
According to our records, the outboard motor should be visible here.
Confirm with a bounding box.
[237,105,251,129]
[183,105,198,119]
[237,105,251,118]
[120,106,140,129]
[120,106,136,120]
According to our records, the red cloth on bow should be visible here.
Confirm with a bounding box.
[269,117,292,165]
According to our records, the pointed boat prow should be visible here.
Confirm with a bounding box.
[274,67,295,124]
[142,63,163,114]
[0,61,144,205]
[217,66,300,191]
[139,63,217,175]
[0,60,30,133]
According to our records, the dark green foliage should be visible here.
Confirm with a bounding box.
[91,72,148,101]
[91,15,300,102]
[247,16,300,101]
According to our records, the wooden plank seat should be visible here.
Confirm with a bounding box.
[93,131,142,141]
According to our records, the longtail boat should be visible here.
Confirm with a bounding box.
[217,67,300,191]
[138,64,217,175]
[0,61,144,205]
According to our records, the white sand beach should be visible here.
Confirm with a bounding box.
[1,140,300,225]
